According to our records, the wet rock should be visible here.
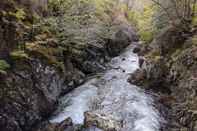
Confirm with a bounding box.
[133,46,141,54]
[84,112,121,131]
[82,61,107,74]
[138,57,145,68]
[122,58,126,61]
[0,58,83,131]
[106,25,139,57]
[68,81,74,87]
[128,69,147,86]
[35,117,81,131]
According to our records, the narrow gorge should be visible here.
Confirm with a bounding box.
[0,0,196,131]
[49,44,164,131]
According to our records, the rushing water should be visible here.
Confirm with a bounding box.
[50,45,164,131]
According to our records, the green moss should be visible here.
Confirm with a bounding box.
[0,60,10,74]
[139,31,154,43]
[10,50,29,60]
[192,36,197,46]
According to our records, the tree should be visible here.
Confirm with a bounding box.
[152,0,197,29]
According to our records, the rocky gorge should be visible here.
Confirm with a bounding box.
[0,21,139,131]
[0,0,197,131]
[0,1,141,131]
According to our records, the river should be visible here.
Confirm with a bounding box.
[50,45,164,131]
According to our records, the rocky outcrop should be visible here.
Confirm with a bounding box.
[129,25,197,131]
[0,56,85,131]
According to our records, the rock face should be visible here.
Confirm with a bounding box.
[129,25,197,131]
[0,57,85,131]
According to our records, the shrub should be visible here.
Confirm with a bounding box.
[0,60,10,74]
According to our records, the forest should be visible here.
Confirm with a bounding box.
[0,0,197,131]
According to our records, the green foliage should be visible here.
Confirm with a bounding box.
[127,5,156,42]
[192,35,197,46]
[10,50,29,60]
[8,8,26,21]
[15,8,26,20]
[0,60,10,74]
[36,0,118,59]
[192,3,197,26]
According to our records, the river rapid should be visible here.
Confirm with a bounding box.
[50,45,164,131]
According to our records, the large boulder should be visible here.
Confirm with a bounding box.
[106,25,139,57]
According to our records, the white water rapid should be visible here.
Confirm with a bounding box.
[50,45,164,131]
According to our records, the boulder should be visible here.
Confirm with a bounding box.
[84,112,121,131]
[106,25,139,57]
[128,69,147,86]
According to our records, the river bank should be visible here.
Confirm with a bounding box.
[129,25,197,131]
[37,44,164,131]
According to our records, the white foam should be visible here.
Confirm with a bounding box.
[50,45,164,131]
[50,80,98,124]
